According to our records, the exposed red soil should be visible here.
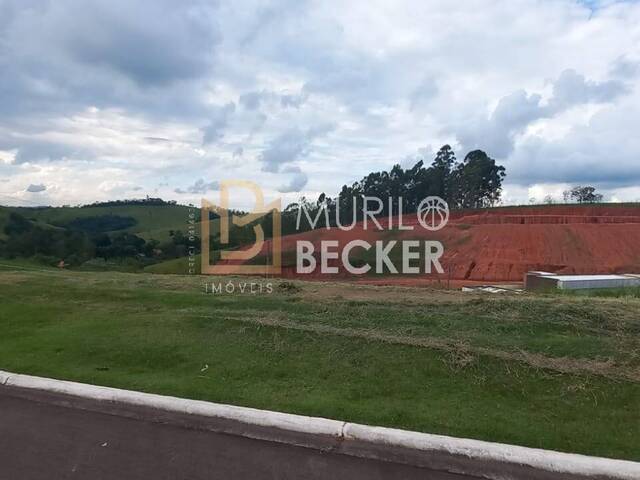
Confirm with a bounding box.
[236,204,640,284]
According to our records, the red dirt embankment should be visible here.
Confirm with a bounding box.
[256,204,640,283]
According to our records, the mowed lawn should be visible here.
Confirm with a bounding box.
[0,264,638,461]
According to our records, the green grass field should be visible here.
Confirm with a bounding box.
[0,265,638,460]
[144,253,204,274]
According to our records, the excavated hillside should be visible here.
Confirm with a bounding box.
[251,204,640,283]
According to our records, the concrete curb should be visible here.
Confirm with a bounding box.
[1,371,344,438]
[1,370,639,480]
[341,424,640,479]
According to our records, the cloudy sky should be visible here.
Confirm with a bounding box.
[1,0,639,208]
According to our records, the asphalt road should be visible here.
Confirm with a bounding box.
[0,390,471,480]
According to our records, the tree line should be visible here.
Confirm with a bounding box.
[284,145,506,232]
[81,197,178,208]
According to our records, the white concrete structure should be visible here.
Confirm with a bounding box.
[525,272,640,291]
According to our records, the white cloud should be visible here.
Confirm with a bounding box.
[0,150,16,165]
[98,181,139,194]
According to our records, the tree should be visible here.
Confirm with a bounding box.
[450,150,506,208]
[4,212,33,236]
[285,145,507,230]
[430,145,456,202]
[569,185,603,204]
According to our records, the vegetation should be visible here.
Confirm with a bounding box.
[563,186,604,204]
[80,197,178,208]
[290,145,506,231]
[0,266,637,460]
[2,202,193,242]
[144,254,203,274]
[558,286,640,299]
[0,209,200,268]
[64,214,137,233]
[0,212,93,265]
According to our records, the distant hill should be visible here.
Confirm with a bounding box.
[0,199,210,271]
[0,202,197,243]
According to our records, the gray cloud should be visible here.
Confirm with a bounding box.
[26,183,47,193]
[239,89,308,111]
[0,131,100,164]
[0,0,220,120]
[508,104,640,186]
[302,59,396,111]
[57,0,219,87]
[174,179,220,195]
[259,124,332,192]
[409,78,439,110]
[202,103,236,145]
[611,56,640,79]
[280,92,308,109]
[11,140,78,164]
[547,69,629,112]
[260,124,332,173]
[239,91,265,111]
[278,166,308,192]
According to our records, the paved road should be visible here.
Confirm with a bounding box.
[0,390,470,480]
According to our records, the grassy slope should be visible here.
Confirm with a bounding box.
[1,204,195,242]
[0,266,638,460]
[144,254,203,274]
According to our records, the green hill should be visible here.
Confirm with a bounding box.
[0,203,197,243]
[0,201,213,271]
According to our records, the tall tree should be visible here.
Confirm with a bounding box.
[450,150,506,208]
[430,144,457,202]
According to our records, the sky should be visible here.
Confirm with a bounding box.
[0,0,639,208]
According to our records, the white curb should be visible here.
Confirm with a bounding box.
[342,423,640,479]
[0,370,12,386]
[1,370,639,480]
[1,371,344,438]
